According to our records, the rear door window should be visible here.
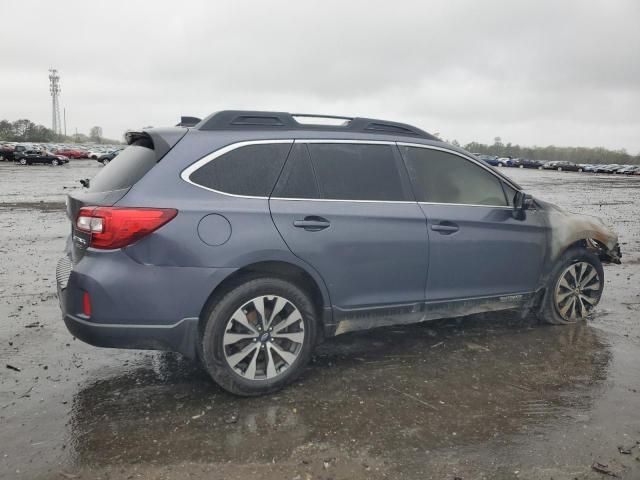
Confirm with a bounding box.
[272,143,320,199]
[306,143,410,201]
[400,146,508,206]
[189,143,291,197]
[89,140,156,193]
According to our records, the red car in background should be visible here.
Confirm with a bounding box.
[53,148,87,159]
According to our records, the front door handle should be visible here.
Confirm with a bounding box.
[293,216,330,231]
[431,222,459,234]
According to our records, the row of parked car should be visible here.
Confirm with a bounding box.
[474,154,640,175]
[0,142,123,166]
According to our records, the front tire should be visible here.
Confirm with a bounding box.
[51,159,59,166]
[200,277,317,396]
[539,248,604,325]
[19,158,27,165]
[102,159,110,166]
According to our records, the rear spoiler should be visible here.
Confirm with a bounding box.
[124,128,188,161]
[176,116,202,127]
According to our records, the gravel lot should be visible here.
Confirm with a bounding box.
[1,160,639,479]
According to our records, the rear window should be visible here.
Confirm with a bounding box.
[189,143,291,197]
[89,140,156,193]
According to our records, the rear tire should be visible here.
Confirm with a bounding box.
[578,168,583,172]
[102,159,110,166]
[200,277,317,396]
[557,167,562,171]
[539,248,604,325]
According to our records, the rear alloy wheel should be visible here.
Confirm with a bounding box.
[102,159,110,166]
[201,277,317,396]
[540,248,604,325]
[223,295,305,381]
[519,164,524,168]
[51,159,59,166]
[557,167,563,171]
[19,158,27,165]
[578,168,583,172]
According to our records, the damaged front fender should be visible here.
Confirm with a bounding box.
[542,200,621,264]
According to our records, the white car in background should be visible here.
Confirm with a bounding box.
[87,149,107,159]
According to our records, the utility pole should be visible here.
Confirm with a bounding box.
[48,68,62,136]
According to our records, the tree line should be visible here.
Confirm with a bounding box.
[461,137,640,165]
[0,118,122,145]
[2,118,638,164]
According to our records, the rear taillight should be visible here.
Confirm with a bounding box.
[76,207,177,249]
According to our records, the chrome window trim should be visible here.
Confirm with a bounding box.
[181,139,405,202]
[270,197,415,204]
[418,201,513,210]
[396,141,521,192]
[299,139,395,145]
[180,138,521,208]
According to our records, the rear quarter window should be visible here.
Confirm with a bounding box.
[89,140,156,193]
[188,143,291,197]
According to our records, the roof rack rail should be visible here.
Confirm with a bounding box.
[196,110,437,140]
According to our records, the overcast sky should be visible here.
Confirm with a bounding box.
[1,0,639,151]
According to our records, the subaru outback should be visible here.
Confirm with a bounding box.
[56,110,621,396]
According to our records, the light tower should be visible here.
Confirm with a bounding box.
[49,68,62,135]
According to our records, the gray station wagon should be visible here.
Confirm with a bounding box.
[56,110,621,395]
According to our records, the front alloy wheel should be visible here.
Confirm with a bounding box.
[223,295,305,381]
[554,261,602,322]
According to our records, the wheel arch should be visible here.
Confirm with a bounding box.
[554,237,620,265]
[198,260,334,341]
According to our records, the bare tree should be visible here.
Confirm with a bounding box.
[89,126,103,143]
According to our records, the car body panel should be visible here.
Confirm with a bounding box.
[270,198,429,311]
[418,203,547,301]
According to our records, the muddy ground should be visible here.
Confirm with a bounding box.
[1,161,639,480]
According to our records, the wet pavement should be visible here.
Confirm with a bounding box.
[1,161,639,479]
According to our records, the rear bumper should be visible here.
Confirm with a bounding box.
[63,313,199,359]
[56,251,236,360]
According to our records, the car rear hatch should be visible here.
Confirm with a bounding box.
[66,128,187,263]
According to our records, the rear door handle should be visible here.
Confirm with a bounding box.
[431,222,459,234]
[293,216,330,231]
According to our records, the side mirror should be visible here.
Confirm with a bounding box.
[513,192,533,215]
